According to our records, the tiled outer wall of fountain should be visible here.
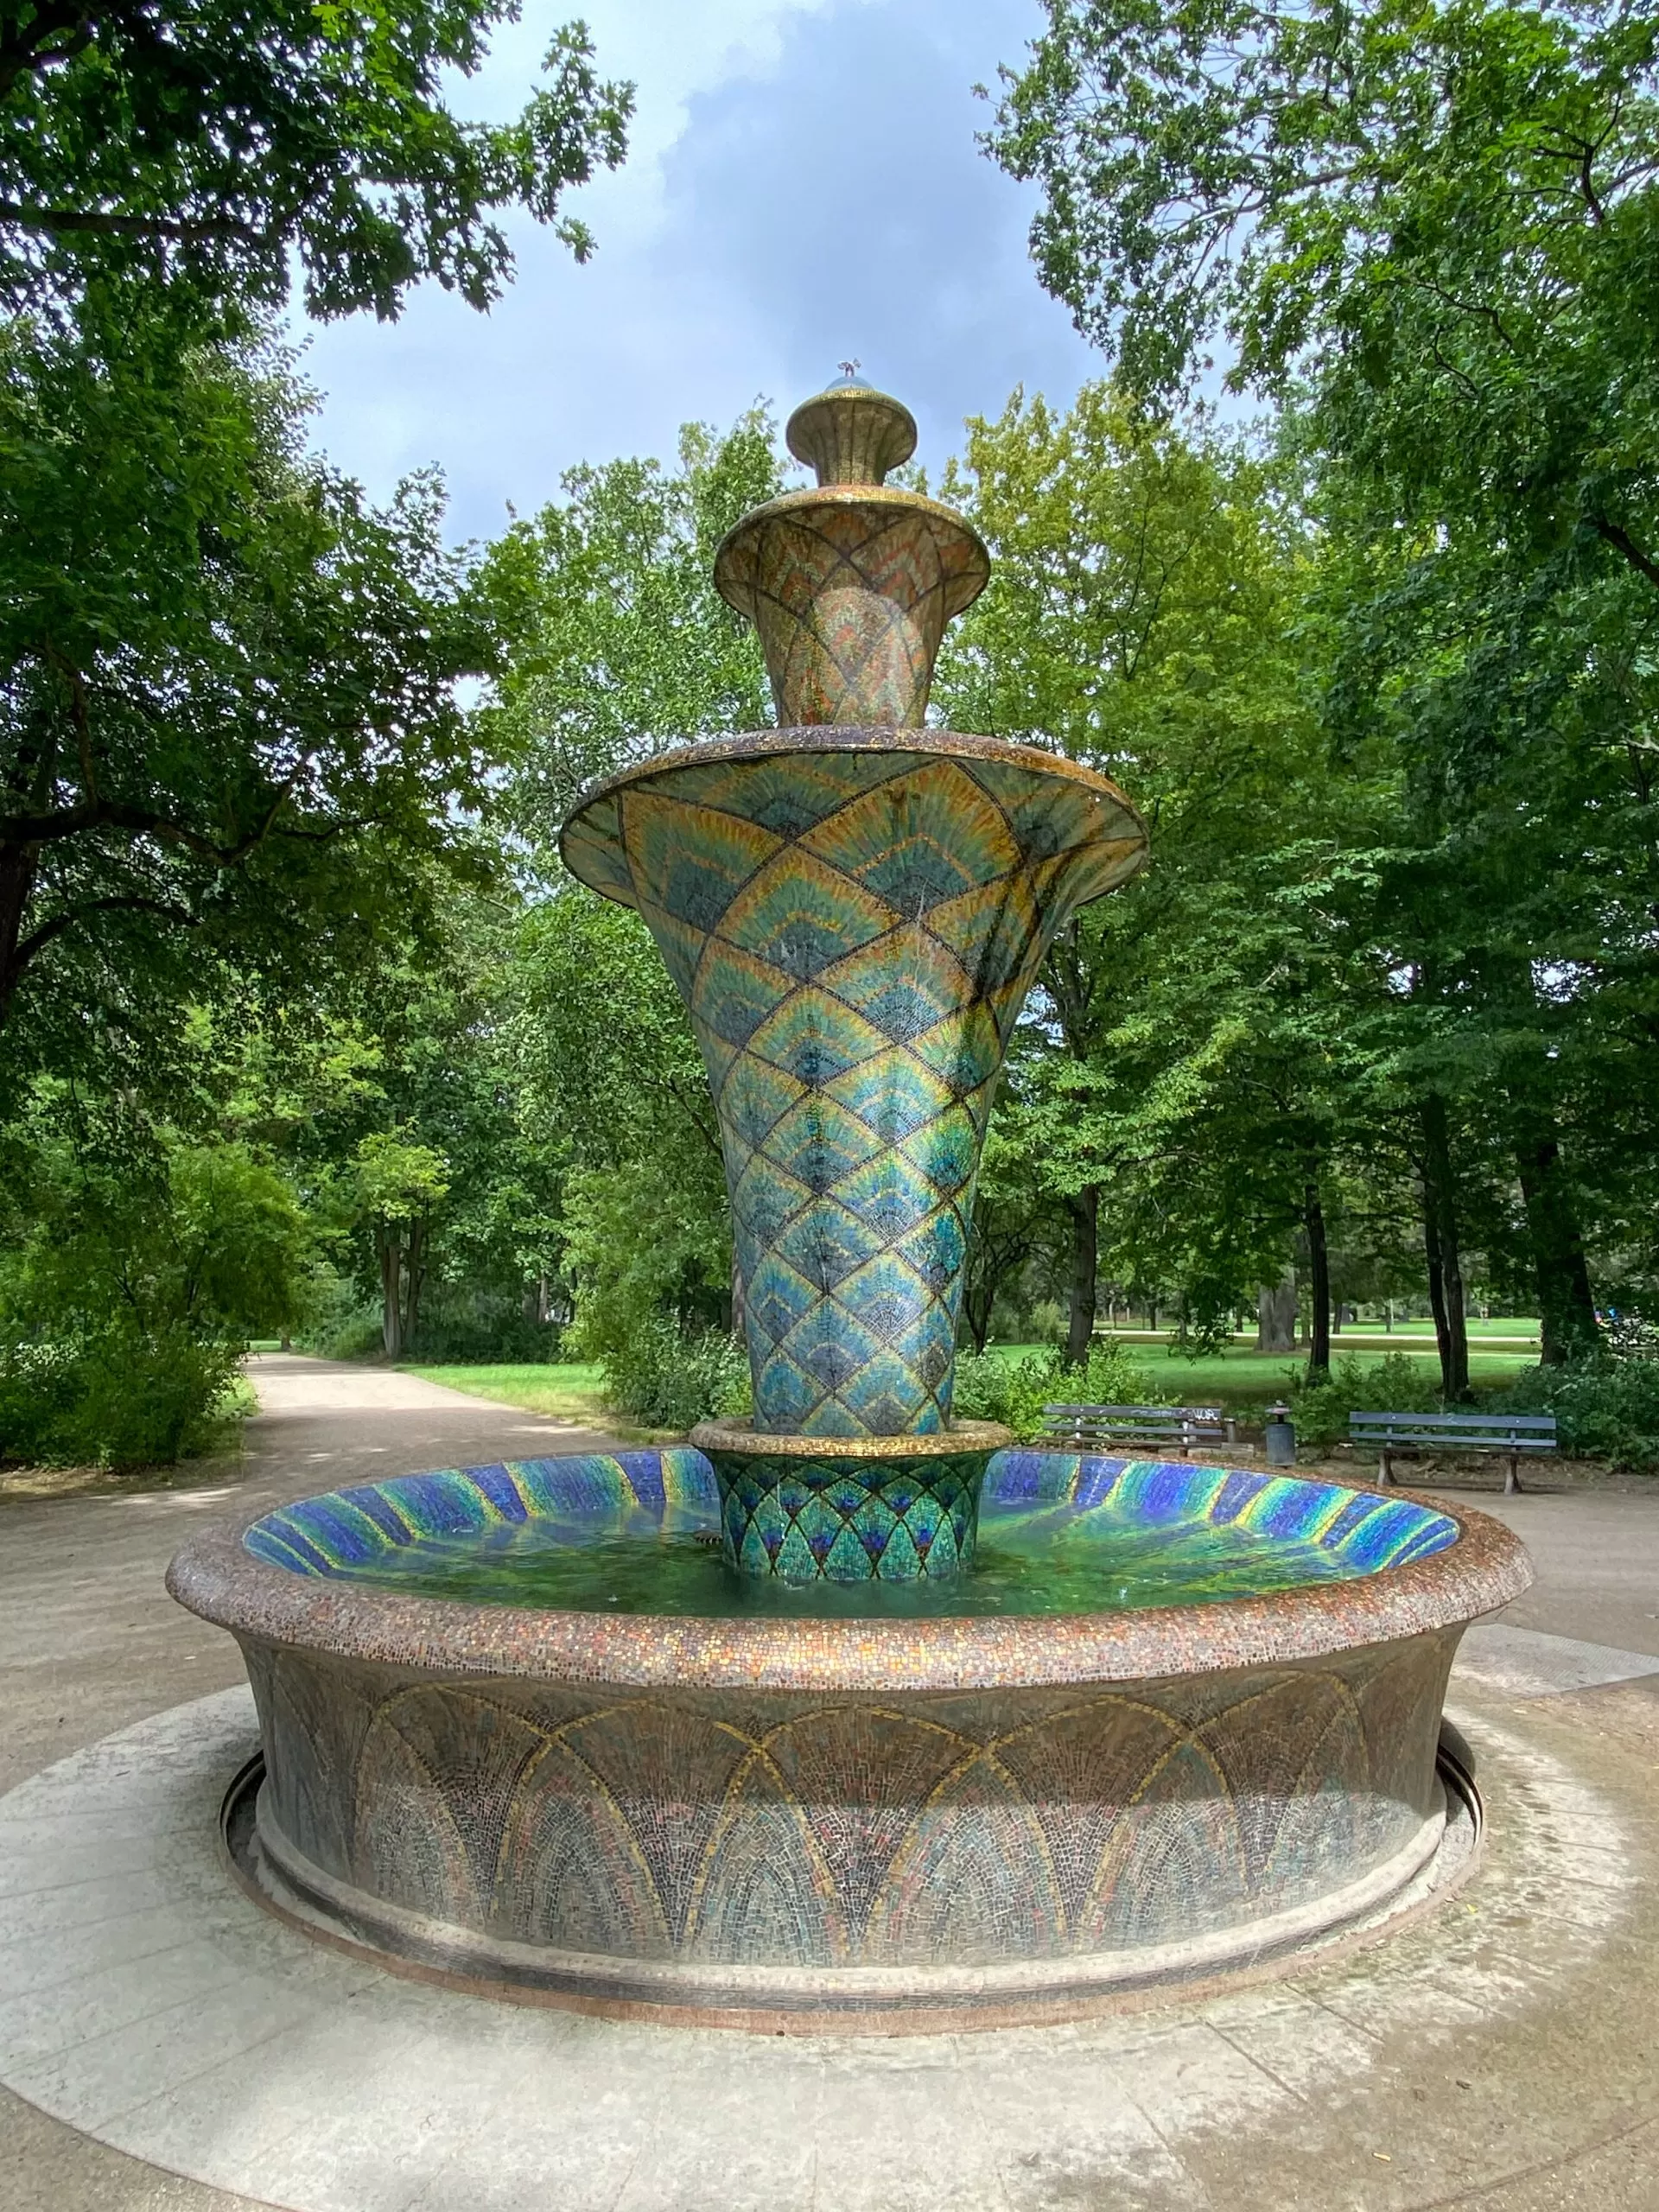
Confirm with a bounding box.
[202,1450,1488,1983]
[561,733,1143,1438]
[713,486,988,728]
[239,1620,1456,1975]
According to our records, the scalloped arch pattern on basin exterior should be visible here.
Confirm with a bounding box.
[221,1449,1470,1974]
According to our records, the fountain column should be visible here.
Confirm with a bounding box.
[559,378,1147,1579]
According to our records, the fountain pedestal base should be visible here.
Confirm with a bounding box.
[690,1418,1010,1581]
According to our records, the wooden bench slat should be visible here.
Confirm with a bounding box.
[1037,1403,1242,1457]
[1349,1408,1556,1497]
[1349,1411,1555,1432]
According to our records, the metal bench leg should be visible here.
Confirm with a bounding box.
[1378,1449,1392,1489]
[1505,1452,1521,1497]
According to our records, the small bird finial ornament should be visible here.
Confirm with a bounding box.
[837,358,861,379]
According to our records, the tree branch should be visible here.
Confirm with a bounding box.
[0,200,268,246]
[1591,515,1659,592]
[0,2,93,100]
[9,891,197,974]
[0,779,302,860]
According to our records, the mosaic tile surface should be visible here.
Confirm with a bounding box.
[715,487,988,728]
[700,1440,991,1581]
[983,1452,1459,1573]
[561,734,1145,1436]
[714,378,988,728]
[243,1622,1457,1972]
[243,1451,718,1577]
[242,1452,1459,1589]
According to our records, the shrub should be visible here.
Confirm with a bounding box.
[950,1339,1162,1441]
[1493,1359,1659,1470]
[0,1136,308,1467]
[1027,1298,1066,1347]
[603,1320,750,1432]
[951,1347,1065,1438]
[1289,1351,1439,1452]
[0,1324,240,1465]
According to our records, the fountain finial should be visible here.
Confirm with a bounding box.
[785,375,917,488]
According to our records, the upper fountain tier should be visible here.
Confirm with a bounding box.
[713,377,990,728]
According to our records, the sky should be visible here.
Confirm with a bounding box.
[296,0,1100,543]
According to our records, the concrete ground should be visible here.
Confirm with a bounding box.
[0,1355,1656,2212]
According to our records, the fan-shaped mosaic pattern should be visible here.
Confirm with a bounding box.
[702,1440,988,1581]
[244,1451,718,1575]
[983,1452,1459,1573]
[242,1451,1458,1585]
[247,1619,1456,1972]
[560,736,1146,1438]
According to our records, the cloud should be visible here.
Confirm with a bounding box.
[296,0,1095,541]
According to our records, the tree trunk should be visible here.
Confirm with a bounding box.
[1420,1096,1471,1400]
[1255,1269,1297,1354]
[729,1246,747,1343]
[1516,1133,1599,1363]
[402,1217,427,1351]
[1303,1182,1332,1382]
[0,842,40,1029]
[1065,1185,1099,1364]
[379,1232,404,1361]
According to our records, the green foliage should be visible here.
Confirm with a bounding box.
[478,413,785,1370]
[601,1319,749,1433]
[1288,1352,1440,1453]
[478,414,782,844]
[0,1325,239,1468]
[935,380,1388,1370]
[561,1160,730,1373]
[951,1341,1162,1441]
[0,311,505,1100]
[0,1125,309,1463]
[0,5,631,320]
[1495,1358,1659,1471]
[353,1132,450,1224]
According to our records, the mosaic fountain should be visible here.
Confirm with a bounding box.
[169,378,1531,2030]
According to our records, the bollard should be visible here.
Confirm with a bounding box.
[1264,1402,1296,1467]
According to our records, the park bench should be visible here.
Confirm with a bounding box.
[1039,1404,1242,1459]
[1349,1409,1557,1496]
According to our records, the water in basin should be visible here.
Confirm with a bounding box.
[245,1451,1457,1621]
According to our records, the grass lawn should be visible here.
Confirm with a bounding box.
[402,1362,618,1426]
[402,1334,1545,1433]
[982,1338,1536,1412]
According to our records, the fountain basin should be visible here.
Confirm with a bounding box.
[168,1449,1531,2030]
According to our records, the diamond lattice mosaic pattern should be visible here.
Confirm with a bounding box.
[702,1442,989,1581]
[715,491,989,728]
[563,737,1145,1437]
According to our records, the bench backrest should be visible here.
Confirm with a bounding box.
[1039,1403,1233,1443]
[1349,1409,1557,1447]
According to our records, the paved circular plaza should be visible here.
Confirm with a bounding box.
[2,1358,1656,2211]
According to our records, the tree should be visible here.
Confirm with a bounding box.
[352,1130,449,1359]
[933,384,1362,1373]
[478,413,782,850]
[0,1102,311,1462]
[0,311,501,1099]
[989,3,1659,1371]
[1,2,631,320]
[480,413,785,1361]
